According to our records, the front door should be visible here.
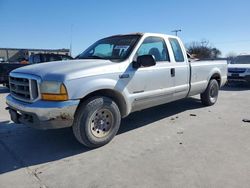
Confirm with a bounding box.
[125,36,175,111]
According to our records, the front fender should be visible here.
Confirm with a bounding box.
[65,76,132,115]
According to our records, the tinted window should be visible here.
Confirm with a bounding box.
[49,55,61,62]
[136,37,170,62]
[169,38,184,62]
[231,55,250,64]
[60,55,73,60]
[28,56,33,64]
[33,55,41,64]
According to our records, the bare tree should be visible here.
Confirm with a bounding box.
[211,48,221,58]
[186,40,221,59]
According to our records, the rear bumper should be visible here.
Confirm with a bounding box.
[6,94,80,129]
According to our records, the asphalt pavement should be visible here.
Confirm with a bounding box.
[0,84,250,188]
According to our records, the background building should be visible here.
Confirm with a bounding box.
[0,48,70,63]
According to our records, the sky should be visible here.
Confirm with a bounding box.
[0,0,250,57]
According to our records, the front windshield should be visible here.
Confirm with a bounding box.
[231,55,250,64]
[76,35,141,62]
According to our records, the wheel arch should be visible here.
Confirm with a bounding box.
[210,73,221,86]
[79,89,128,118]
[208,68,222,87]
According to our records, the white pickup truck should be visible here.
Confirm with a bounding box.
[6,33,227,148]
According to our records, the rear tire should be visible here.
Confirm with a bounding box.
[73,96,121,148]
[200,79,219,106]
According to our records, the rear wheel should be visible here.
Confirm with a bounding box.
[73,96,121,148]
[200,79,219,106]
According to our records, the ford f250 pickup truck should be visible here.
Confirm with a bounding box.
[6,33,227,148]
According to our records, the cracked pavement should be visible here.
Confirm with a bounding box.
[1,84,250,188]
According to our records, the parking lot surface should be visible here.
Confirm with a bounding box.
[1,84,250,188]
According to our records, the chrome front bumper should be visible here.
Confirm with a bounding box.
[6,94,80,129]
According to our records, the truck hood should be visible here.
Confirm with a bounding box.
[228,64,250,69]
[12,59,119,81]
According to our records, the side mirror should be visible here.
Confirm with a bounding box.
[133,55,156,68]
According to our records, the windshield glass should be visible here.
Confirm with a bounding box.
[231,55,250,64]
[76,35,141,62]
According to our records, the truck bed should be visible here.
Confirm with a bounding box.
[189,60,228,96]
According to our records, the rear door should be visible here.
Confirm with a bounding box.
[168,38,190,100]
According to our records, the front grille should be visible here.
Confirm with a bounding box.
[228,68,246,73]
[9,76,39,102]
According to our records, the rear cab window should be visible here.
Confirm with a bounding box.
[169,38,184,62]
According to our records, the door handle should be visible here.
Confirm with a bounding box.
[171,68,175,77]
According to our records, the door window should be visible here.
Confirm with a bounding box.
[136,37,170,62]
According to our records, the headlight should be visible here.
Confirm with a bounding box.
[40,81,68,101]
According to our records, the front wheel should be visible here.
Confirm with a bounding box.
[73,96,121,148]
[200,79,219,106]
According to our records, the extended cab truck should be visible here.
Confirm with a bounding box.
[6,33,227,148]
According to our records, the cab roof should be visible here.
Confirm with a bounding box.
[109,32,178,39]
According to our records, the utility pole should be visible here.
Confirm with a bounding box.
[70,24,73,56]
[171,29,182,36]
[201,39,208,47]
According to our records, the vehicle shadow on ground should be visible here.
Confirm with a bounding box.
[221,83,250,91]
[118,97,203,134]
[0,97,204,174]
[0,86,9,94]
[0,125,88,174]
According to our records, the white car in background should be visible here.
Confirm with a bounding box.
[228,55,250,83]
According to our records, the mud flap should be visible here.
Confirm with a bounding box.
[9,109,21,124]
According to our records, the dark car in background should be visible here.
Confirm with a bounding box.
[28,53,72,64]
[0,53,72,87]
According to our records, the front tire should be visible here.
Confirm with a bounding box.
[73,96,121,148]
[200,79,219,106]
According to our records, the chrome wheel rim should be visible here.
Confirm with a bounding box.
[209,84,218,102]
[89,108,114,138]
